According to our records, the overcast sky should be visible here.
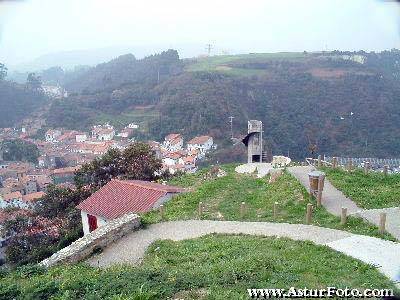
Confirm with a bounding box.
[0,0,399,66]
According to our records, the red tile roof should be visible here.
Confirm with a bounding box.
[76,179,184,219]
[3,191,22,202]
[22,192,45,202]
[188,135,212,145]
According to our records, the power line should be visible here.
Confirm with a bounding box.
[205,43,213,56]
[229,116,234,139]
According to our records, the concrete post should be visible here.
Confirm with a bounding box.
[340,207,347,225]
[306,203,313,224]
[318,155,322,168]
[379,212,387,234]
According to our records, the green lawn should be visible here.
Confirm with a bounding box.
[185,52,308,76]
[321,167,400,209]
[1,235,397,299]
[143,165,395,240]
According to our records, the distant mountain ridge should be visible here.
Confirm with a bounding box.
[7,49,400,159]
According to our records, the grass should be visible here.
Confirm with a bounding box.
[1,234,397,299]
[186,52,308,76]
[143,165,395,241]
[321,167,400,209]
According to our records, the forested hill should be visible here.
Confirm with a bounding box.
[43,49,400,158]
[0,80,48,128]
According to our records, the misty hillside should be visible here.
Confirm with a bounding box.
[17,49,400,158]
[0,81,48,128]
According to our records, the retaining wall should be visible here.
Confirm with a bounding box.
[40,213,141,268]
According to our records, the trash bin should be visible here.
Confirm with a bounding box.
[308,171,325,195]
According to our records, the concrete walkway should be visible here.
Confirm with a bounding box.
[288,166,400,240]
[288,166,361,215]
[87,220,400,286]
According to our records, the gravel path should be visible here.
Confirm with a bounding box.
[87,220,400,285]
[288,166,400,240]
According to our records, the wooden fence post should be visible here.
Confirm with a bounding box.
[347,159,353,172]
[332,157,337,168]
[364,162,370,175]
[273,202,278,219]
[159,204,165,220]
[316,174,325,207]
[240,202,246,219]
[306,203,313,224]
[379,212,386,234]
[340,207,347,225]
[198,202,203,218]
[383,165,389,177]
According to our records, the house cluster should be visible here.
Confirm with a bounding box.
[0,161,82,259]
[38,123,137,169]
[147,133,215,174]
[0,162,81,210]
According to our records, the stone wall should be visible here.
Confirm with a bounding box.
[40,213,141,268]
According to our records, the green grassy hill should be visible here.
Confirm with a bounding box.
[322,167,400,209]
[144,165,394,240]
[1,235,397,299]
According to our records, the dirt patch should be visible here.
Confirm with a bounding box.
[308,68,373,78]
[215,65,232,71]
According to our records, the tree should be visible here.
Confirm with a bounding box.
[74,143,162,190]
[74,148,124,190]
[26,72,42,90]
[4,185,90,266]
[34,185,91,218]
[121,142,162,181]
[1,139,40,163]
[0,63,7,80]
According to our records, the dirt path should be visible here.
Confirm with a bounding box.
[87,220,400,285]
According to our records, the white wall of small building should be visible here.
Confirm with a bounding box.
[81,210,108,235]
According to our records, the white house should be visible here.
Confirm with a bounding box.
[179,155,197,173]
[187,135,213,158]
[127,123,139,129]
[75,133,87,143]
[163,133,183,152]
[45,129,62,142]
[77,179,184,235]
[117,128,133,138]
[0,191,44,210]
[91,125,115,141]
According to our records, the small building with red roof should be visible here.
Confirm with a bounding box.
[76,179,184,235]
[187,135,213,158]
[163,133,183,152]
